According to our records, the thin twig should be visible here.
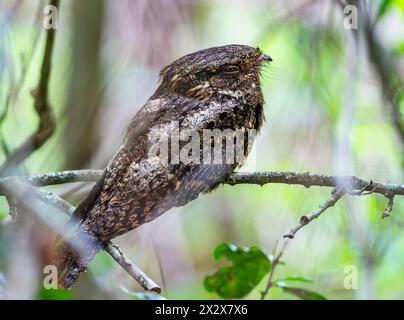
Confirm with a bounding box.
[28,169,103,185]
[225,171,404,196]
[261,241,288,300]
[105,243,161,293]
[382,194,394,219]
[284,187,345,239]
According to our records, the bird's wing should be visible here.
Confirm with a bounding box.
[71,95,191,227]
[76,96,243,240]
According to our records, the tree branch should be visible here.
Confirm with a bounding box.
[260,241,288,300]
[1,169,402,242]
[225,171,404,196]
[104,243,161,293]
[284,187,345,239]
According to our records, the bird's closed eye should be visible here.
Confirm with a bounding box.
[221,65,240,75]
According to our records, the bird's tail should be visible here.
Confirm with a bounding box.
[54,170,107,289]
[54,227,103,289]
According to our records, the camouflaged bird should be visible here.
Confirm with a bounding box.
[56,44,272,288]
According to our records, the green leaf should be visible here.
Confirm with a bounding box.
[275,282,327,300]
[204,242,271,299]
[274,276,313,284]
[213,242,239,260]
[120,286,166,300]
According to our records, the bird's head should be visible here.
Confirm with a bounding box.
[158,44,272,101]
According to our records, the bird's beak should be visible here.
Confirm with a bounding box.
[258,53,272,62]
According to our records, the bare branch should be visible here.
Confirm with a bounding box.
[225,171,404,196]
[382,194,394,219]
[284,187,345,239]
[28,169,103,186]
[104,243,161,293]
[260,241,288,300]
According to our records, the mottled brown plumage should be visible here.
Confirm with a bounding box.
[56,44,272,288]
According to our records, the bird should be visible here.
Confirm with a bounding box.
[55,44,272,289]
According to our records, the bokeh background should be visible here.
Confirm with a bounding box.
[0,0,403,299]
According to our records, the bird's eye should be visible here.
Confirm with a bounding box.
[221,65,240,74]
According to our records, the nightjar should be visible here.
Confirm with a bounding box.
[56,44,272,288]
